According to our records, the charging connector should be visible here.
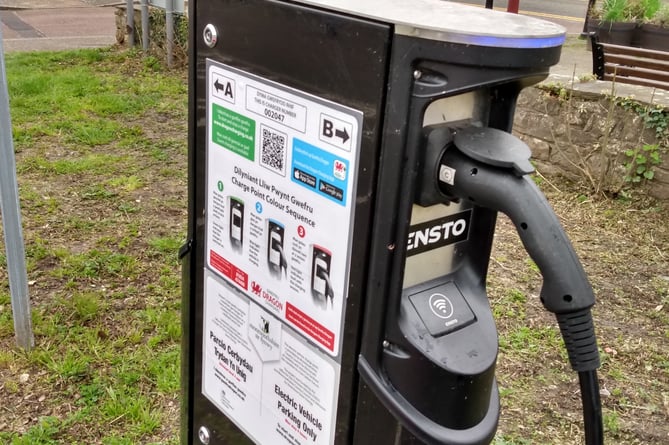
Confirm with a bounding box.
[436,126,602,444]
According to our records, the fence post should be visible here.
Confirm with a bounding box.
[141,0,150,52]
[166,0,174,68]
[126,0,135,47]
[0,28,34,351]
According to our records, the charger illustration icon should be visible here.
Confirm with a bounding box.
[311,245,334,310]
[266,219,287,278]
[229,197,244,251]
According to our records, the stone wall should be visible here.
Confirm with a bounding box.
[515,86,669,200]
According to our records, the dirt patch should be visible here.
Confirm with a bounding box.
[490,185,669,444]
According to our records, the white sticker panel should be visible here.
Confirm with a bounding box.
[202,274,339,445]
[204,59,363,357]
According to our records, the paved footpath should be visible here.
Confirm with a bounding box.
[1,0,118,52]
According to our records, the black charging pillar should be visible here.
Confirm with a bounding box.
[181,2,595,445]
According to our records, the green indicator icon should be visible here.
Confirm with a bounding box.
[217,181,224,192]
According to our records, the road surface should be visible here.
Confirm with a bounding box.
[1,3,117,52]
[453,0,588,34]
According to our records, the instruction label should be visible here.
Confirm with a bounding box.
[202,273,338,445]
[204,59,363,358]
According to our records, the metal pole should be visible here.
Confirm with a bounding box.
[0,28,34,351]
[166,0,174,68]
[126,0,135,47]
[141,0,149,52]
[507,0,519,14]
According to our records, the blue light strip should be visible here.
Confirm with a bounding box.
[460,34,566,49]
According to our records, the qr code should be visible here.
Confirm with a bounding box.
[260,125,287,176]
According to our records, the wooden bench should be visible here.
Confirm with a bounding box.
[590,34,669,90]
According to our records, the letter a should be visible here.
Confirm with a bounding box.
[225,82,234,99]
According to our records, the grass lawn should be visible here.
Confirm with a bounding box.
[0,48,186,444]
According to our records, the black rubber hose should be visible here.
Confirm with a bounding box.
[579,370,604,445]
[556,309,600,372]
[557,310,602,444]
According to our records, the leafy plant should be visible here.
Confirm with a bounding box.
[11,416,61,445]
[647,3,669,25]
[638,0,661,20]
[640,105,669,139]
[614,98,667,190]
[622,0,659,21]
[615,98,669,140]
[623,144,662,183]
[599,0,635,21]
[542,81,570,101]
[603,410,622,434]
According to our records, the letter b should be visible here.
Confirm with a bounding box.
[322,119,334,138]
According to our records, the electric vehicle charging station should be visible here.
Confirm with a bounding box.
[181,1,604,444]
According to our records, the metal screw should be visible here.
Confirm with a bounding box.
[382,340,390,348]
[203,24,218,48]
[413,70,422,80]
[198,426,211,445]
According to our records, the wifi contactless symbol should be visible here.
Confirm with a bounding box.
[429,293,454,319]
